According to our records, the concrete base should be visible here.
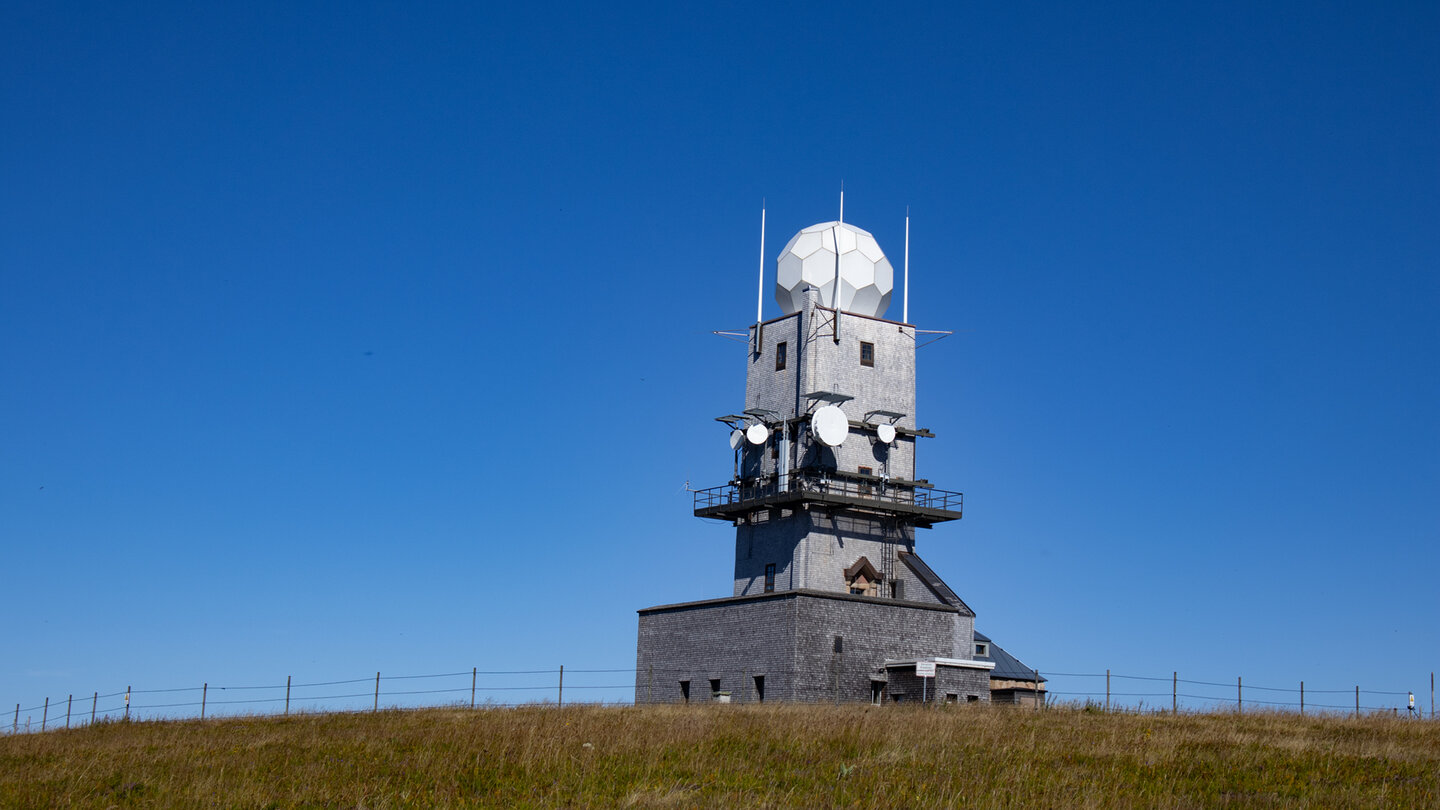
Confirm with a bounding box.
[634,589,991,705]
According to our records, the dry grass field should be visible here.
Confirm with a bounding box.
[1,703,1437,808]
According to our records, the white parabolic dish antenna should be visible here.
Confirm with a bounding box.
[729,429,744,450]
[745,423,770,445]
[876,423,897,444]
[775,221,894,318]
[811,405,849,448]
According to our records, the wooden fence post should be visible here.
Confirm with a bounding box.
[201,683,207,720]
[1355,685,1359,718]
[66,695,72,729]
[1172,672,1177,715]
[13,703,17,733]
[558,666,564,708]
[1238,676,1242,714]
[1105,669,1110,712]
[124,686,130,721]
[285,675,291,716]
[374,672,380,712]
[471,668,477,709]
[42,698,48,731]
[1300,681,1304,716]
[90,693,96,724]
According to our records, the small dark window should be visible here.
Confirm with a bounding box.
[680,680,690,703]
[967,695,981,703]
[975,643,990,657]
[860,341,874,367]
[775,341,787,371]
[891,580,904,599]
[833,636,844,654]
[754,675,765,702]
[858,466,873,495]
[710,678,721,697]
[764,563,776,593]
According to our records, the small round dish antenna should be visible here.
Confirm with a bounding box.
[745,423,770,445]
[729,429,745,450]
[811,405,849,448]
[876,424,897,445]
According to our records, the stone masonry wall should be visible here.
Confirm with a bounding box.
[635,591,971,705]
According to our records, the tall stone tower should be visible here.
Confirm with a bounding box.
[635,217,1041,705]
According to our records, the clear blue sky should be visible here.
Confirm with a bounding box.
[3,0,1437,718]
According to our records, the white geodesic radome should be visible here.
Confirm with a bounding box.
[775,221,894,318]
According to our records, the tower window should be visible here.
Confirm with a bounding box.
[775,341,787,371]
[764,563,776,593]
[860,341,874,367]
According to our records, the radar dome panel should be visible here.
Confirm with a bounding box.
[775,221,894,318]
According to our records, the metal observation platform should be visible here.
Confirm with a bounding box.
[693,470,963,528]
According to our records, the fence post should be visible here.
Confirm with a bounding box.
[201,683,207,720]
[66,695,72,729]
[1172,672,1177,715]
[1431,672,1434,720]
[42,698,48,731]
[13,703,18,733]
[1238,676,1242,714]
[558,666,564,708]
[285,675,291,716]
[91,692,97,724]
[1355,685,1359,718]
[1034,669,1041,710]
[1106,669,1110,712]
[124,686,130,721]
[1300,681,1304,716]
[374,672,380,712]
[471,667,477,709]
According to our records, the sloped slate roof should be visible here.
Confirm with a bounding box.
[974,631,1046,683]
[896,551,975,616]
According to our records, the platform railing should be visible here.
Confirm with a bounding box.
[692,470,962,515]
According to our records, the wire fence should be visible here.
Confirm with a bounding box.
[6,665,1434,735]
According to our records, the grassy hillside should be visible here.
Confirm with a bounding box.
[2,703,1437,808]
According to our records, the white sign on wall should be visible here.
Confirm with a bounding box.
[915,661,936,678]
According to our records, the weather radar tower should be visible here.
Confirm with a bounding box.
[634,207,1043,705]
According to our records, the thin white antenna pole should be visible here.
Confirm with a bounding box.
[833,186,844,309]
[756,203,766,323]
[903,209,910,324]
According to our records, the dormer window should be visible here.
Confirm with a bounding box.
[844,557,881,597]
[975,642,990,657]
